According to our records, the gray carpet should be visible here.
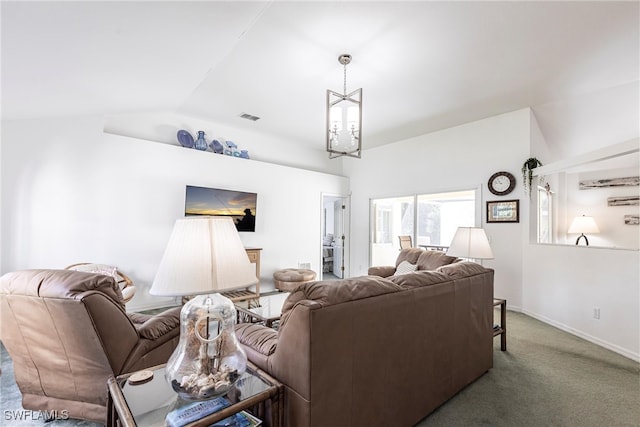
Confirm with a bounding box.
[416,311,640,427]
[1,310,638,426]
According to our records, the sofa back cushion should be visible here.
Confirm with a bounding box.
[388,270,451,288]
[389,260,490,288]
[280,276,401,328]
[436,260,489,277]
[395,248,423,267]
[416,250,458,270]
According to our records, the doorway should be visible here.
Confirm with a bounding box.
[321,194,349,280]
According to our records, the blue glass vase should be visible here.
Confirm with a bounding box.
[194,131,208,151]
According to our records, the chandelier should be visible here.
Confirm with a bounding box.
[326,54,362,158]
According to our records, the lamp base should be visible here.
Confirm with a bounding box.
[575,233,590,246]
[165,293,247,400]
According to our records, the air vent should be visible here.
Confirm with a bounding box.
[239,112,260,122]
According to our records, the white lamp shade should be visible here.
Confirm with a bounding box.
[447,227,494,260]
[568,215,600,234]
[150,216,258,297]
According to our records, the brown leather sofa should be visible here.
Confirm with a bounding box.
[235,255,494,427]
[0,269,181,424]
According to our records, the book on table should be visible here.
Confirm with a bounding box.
[166,397,262,427]
[209,410,262,427]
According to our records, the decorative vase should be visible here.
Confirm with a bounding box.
[194,131,208,151]
[240,150,250,159]
[224,141,237,156]
[209,139,224,154]
[164,294,247,401]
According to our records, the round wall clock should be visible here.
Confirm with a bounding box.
[488,171,516,196]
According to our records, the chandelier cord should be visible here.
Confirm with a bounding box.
[343,63,347,96]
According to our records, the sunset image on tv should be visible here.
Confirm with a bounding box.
[185,185,257,231]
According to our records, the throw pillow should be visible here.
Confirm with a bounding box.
[69,263,118,281]
[394,260,417,276]
[68,263,125,296]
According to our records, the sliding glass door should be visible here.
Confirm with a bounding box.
[371,190,476,266]
[371,196,414,266]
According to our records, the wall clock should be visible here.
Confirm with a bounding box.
[488,171,516,196]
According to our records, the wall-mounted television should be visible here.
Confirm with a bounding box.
[185,185,257,232]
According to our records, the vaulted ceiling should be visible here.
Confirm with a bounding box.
[2,1,638,157]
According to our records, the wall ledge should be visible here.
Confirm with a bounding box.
[531,243,639,252]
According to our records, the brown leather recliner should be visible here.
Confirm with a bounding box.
[0,269,181,424]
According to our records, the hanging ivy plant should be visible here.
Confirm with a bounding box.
[522,157,543,196]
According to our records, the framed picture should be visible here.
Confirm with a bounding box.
[487,200,519,223]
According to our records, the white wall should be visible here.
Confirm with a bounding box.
[1,115,348,311]
[525,120,640,361]
[522,244,639,361]
[344,108,532,310]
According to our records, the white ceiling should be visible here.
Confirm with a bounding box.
[2,1,638,155]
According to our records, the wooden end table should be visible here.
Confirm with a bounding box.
[107,361,283,427]
[493,298,507,351]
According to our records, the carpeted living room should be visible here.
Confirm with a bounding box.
[1,2,639,427]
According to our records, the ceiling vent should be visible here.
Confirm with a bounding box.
[239,112,260,122]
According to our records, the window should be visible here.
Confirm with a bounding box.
[371,190,476,266]
[537,186,553,243]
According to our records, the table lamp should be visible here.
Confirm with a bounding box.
[568,214,599,246]
[446,227,494,264]
[150,216,258,400]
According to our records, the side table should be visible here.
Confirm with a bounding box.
[493,298,507,351]
[107,361,283,427]
[236,292,289,328]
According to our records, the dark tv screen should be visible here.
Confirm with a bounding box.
[185,185,257,232]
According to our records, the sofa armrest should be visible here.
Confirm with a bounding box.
[127,311,152,325]
[134,306,181,340]
[235,323,278,356]
[367,266,396,277]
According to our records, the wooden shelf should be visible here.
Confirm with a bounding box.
[221,248,262,305]
[221,289,259,303]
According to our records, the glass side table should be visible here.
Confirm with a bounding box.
[235,292,290,328]
[107,361,283,427]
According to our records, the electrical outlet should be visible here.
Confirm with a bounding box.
[298,262,311,270]
[593,307,601,320]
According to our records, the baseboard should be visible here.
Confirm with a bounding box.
[503,304,522,313]
[521,308,639,363]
